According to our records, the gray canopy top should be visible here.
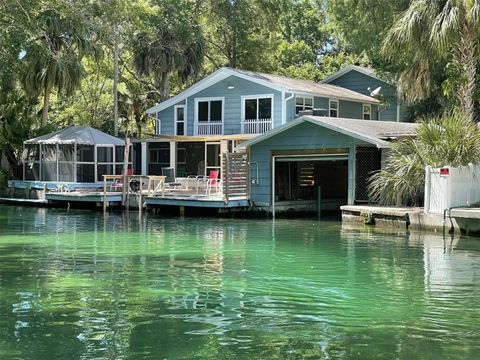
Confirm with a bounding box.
[24,126,124,146]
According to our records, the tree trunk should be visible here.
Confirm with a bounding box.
[456,28,477,120]
[137,123,142,138]
[41,86,51,127]
[159,71,170,101]
[3,146,19,166]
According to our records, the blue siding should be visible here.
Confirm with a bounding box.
[328,70,405,121]
[186,75,283,135]
[287,95,376,121]
[158,100,185,134]
[249,121,370,206]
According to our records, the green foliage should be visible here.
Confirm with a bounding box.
[0,169,6,191]
[3,0,475,133]
[382,0,480,118]
[328,0,410,58]
[369,112,480,206]
[0,86,37,165]
[132,0,205,99]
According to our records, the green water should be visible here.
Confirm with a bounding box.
[0,206,480,359]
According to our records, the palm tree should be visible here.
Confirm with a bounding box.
[368,112,480,205]
[383,0,480,119]
[23,9,101,127]
[132,13,205,100]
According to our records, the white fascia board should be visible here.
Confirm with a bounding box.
[145,69,231,114]
[320,65,386,85]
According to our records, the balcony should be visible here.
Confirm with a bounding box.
[242,118,273,134]
[195,121,223,136]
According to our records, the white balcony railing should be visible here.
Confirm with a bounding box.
[242,118,273,134]
[196,121,223,135]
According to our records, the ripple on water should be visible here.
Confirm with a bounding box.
[1,206,480,359]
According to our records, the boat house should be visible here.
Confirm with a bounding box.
[239,116,417,215]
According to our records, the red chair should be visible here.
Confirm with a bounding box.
[110,168,134,191]
[196,170,221,195]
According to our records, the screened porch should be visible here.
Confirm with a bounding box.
[23,126,129,183]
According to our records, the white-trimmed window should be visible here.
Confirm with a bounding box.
[363,104,371,120]
[241,94,274,134]
[195,97,224,135]
[329,99,339,117]
[295,96,313,115]
[174,105,185,135]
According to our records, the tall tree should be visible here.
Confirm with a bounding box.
[23,7,101,127]
[383,0,480,119]
[0,87,37,166]
[203,0,277,70]
[132,0,205,100]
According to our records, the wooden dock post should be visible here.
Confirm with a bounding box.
[103,176,107,213]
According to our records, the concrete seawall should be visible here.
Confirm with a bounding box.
[341,205,480,236]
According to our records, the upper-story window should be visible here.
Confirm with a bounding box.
[295,96,313,115]
[174,105,185,135]
[195,97,224,135]
[363,104,371,120]
[329,99,339,117]
[242,95,273,134]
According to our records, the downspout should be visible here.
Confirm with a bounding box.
[282,92,295,125]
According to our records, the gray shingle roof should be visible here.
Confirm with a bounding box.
[228,68,379,104]
[239,116,418,149]
[24,126,124,145]
[307,116,417,140]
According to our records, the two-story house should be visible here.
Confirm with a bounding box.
[134,67,380,179]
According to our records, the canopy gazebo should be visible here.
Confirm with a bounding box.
[23,126,130,183]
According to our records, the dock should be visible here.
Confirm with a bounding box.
[341,205,480,235]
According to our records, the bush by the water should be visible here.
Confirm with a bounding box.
[368,112,480,206]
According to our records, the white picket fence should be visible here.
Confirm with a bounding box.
[424,164,480,214]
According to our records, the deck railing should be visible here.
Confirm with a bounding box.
[196,121,223,135]
[242,118,273,134]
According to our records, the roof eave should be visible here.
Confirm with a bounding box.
[320,65,387,85]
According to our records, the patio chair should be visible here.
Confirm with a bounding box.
[196,170,222,196]
[161,167,184,191]
[110,168,134,192]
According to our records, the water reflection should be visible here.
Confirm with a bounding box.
[1,206,480,359]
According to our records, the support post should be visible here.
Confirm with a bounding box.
[317,185,322,219]
[272,156,276,218]
[103,175,107,213]
[141,142,147,175]
[169,141,176,170]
